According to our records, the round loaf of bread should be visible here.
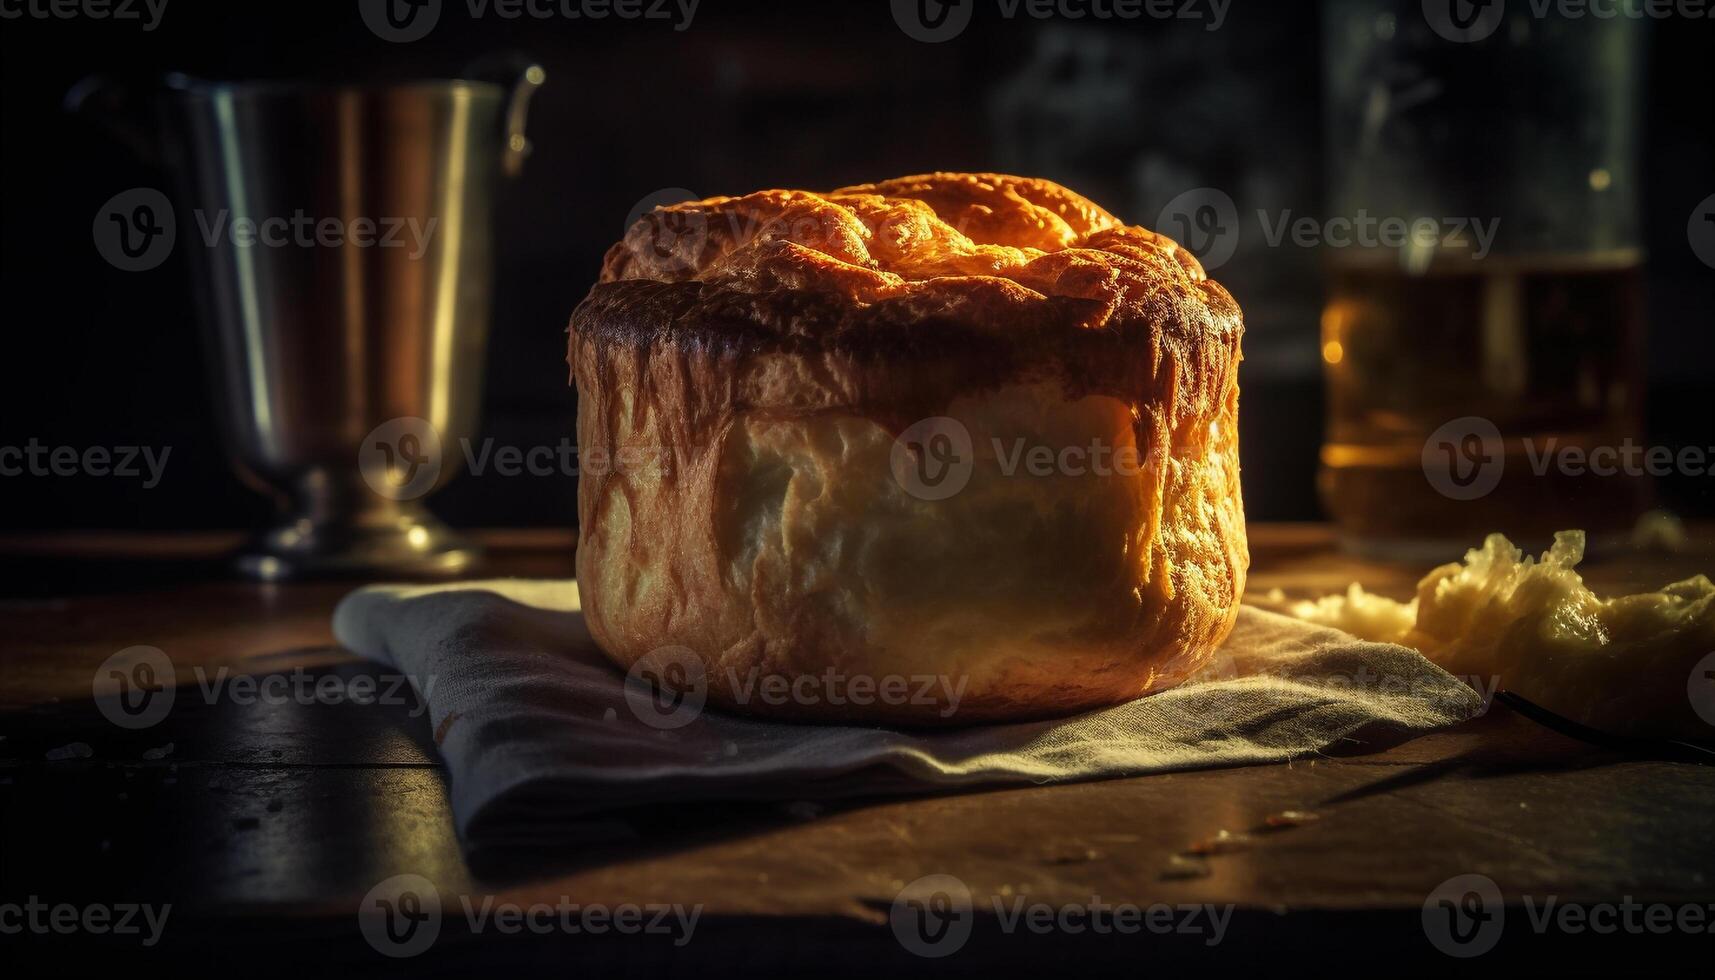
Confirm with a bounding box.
[567,173,1247,724]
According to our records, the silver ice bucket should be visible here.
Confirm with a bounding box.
[73,64,544,578]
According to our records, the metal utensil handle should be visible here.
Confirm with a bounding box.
[462,55,546,178]
[502,64,546,177]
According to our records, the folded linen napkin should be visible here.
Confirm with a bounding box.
[332,580,1481,850]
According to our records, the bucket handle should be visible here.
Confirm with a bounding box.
[463,55,545,178]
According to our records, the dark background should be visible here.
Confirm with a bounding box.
[0,0,1710,532]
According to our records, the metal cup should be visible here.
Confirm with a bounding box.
[72,64,544,578]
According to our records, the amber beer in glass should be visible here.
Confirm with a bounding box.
[1318,3,1649,558]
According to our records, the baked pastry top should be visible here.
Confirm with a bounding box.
[568,173,1247,724]
[574,172,1241,434]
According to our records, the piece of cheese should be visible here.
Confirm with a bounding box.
[1286,531,1715,741]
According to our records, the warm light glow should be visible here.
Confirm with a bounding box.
[1320,304,1343,337]
[1588,168,1612,191]
[1322,340,1344,364]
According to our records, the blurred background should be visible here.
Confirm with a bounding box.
[0,0,1710,544]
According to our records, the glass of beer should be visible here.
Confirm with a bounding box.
[1318,2,1649,560]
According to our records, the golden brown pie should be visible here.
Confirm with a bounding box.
[567,172,1247,724]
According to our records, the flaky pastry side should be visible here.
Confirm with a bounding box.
[569,173,1247,724]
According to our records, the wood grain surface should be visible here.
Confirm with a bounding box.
[2,526,1712,974]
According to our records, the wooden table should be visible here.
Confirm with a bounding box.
[3,526,1713,974]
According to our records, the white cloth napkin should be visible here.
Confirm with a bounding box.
[333,580,1481,851]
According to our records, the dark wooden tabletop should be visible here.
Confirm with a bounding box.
[3,525,1713,975]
